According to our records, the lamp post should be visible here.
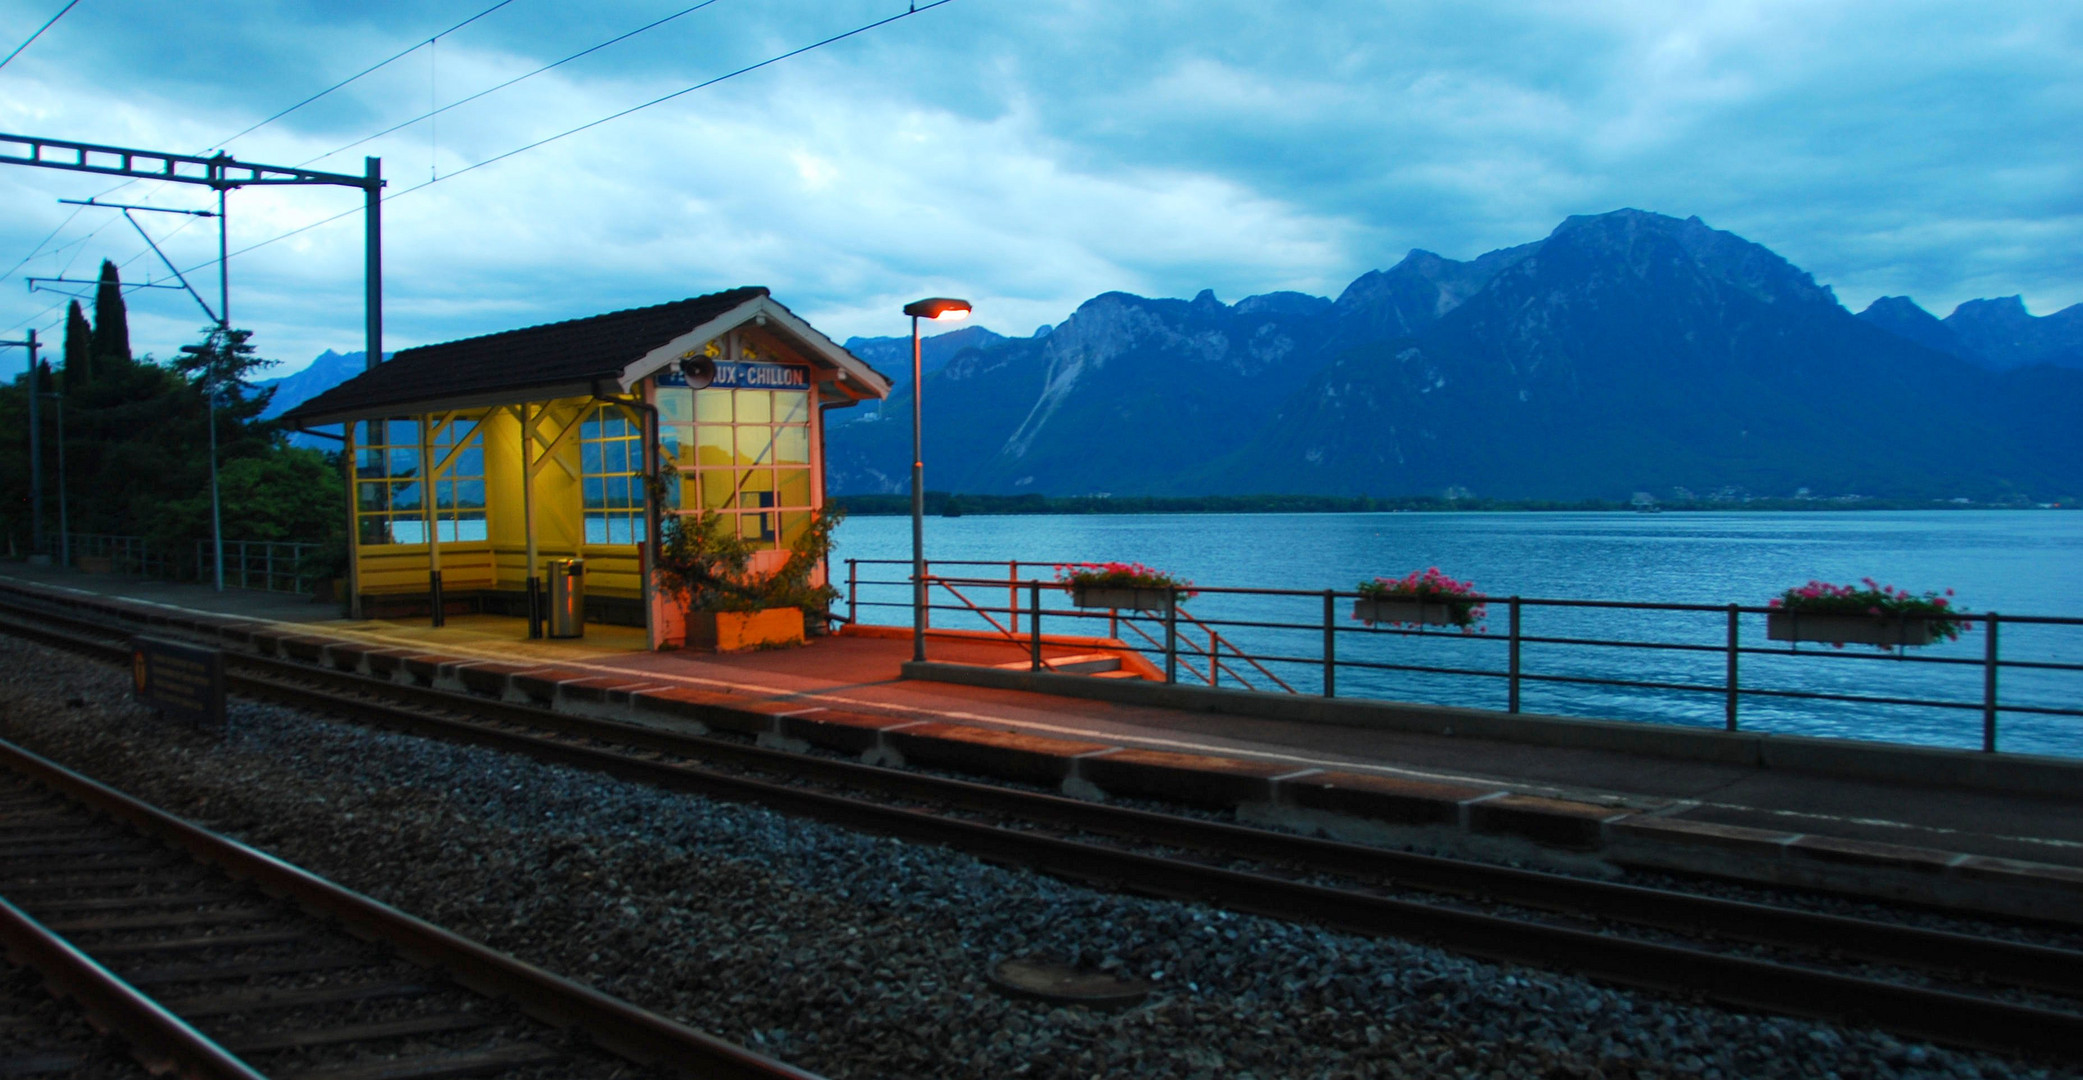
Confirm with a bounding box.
[901,296,971,663]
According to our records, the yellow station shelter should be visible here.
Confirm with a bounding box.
[282,287,892,649]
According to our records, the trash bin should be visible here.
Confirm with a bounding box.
[546,559,585,638]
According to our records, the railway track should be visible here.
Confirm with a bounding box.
[2,589,2080,1063]
[0,731,822,1079]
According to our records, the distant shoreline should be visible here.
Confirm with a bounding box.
[830,493,2075,517]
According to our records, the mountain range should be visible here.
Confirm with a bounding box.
[825,210,2083,502]
[259,210,2083,502]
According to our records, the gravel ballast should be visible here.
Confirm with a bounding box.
[0,634,2073,1080]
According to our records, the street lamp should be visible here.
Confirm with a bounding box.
[902,296,971,663]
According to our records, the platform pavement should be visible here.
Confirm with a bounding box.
[4,561,2079,923]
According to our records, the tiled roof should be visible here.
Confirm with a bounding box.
[281,286,771,423]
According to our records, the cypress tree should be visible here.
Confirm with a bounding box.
[89,259,131,369]
[62,300,91,390]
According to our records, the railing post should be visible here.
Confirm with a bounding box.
[1508,596,1522,714]
[1322,590,1336,698]
[1725,603,1741,732]
[846,559,857,622]
[1029,582,1043,672]
[1010,561,1021,636]
[1983,613,2000,753]
[1164,598,1178,684]
[922,559,931,629]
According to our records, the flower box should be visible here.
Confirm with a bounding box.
[1352,598,1461,627]
[1071,585,1175,613]
[685,607,806,652]
[1766,612,1938,648]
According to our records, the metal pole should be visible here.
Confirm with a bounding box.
[1322,589,1336,698]
[24,330,41,560]
[1164,598,1178,684]
[1029,582,1042,672]
[49,394,66,569]
[1508,596,1522,713]
[1983,613,2000,753]
[1725,603,1741,732]
[846,558,857,623]
[910,313,925,663]
[213,183,228,592]
[365,157,382,371]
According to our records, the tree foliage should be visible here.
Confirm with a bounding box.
[0,280,342,569]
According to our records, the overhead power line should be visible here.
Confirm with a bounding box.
[206,0,963,265]
[215,0,520,149]
[0,0,77,72]
[301,0,728,169]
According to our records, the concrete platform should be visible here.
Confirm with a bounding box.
[5,561,2080,925]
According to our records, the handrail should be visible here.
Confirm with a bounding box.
[841,559,2082,756]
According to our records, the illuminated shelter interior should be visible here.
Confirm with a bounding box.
[280,287,892,648]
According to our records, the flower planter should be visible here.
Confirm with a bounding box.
[685,607,806,652]
[1071,585,1175,613]
[1353,598,1464,627]
[1766,612,1938,648]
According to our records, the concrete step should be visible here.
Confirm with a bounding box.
[992,652,1125,675]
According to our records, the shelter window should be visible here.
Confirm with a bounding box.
[581,406,647,545]
[428,417,487,542]
[666,386,812,549]
[355,419,425,545]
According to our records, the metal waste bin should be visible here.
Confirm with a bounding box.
[546,559,585,638]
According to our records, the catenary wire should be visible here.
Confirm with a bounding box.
[193,0,961,266]
[0,0,77,72]
[214,0,520,149]
[298,0,728,169]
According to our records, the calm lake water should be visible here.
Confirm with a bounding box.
[831,511,2083,758]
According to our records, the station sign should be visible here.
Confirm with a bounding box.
[131,636,226,731]
[656,361,811,390]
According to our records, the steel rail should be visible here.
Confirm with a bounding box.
[0,894,267,1080]
[2,596,2081,1058]
[0,736,826,1080]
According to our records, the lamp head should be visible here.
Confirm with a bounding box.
[903,297,971,321]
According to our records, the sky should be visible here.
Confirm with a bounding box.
[1,0,2077,376]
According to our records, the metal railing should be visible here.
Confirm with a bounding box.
[193,539,322,595]
[69,534,187,580]
[842,558,2083,756]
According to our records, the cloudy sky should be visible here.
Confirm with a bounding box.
[2,0,2077,374]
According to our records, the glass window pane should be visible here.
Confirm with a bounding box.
[631,516,649,545]
[660,424,686,464]
[359,517,390,545]
[665,474,685,510]
[357,483,387,512]
[656,387,693,424]
[388,447,420,478]
[695,389,733,424]
[738,468,773,494]
[451,419,478,444]
[774,391,809,424]
[700,471,734,509]
[778,470,811,508]
[737,426,774,466]
[435,480,453,509]
[582,476,603,508]
[696,427,732,467]
[780,511,810,548]
[456,516,488,543]
[456,446,484,478]
[734,389,771,424]
[354,448,383,475]
[387,419,418,446]
[584,515,608,545]
[391,517,426,544]
[392,482,421,512]
[775,427,809,465]
[627,438,644,473]
[456,479,486,510]
[604,440,627,475]
[582,441,603,475]
[740,513,774,543]
[581,416,602,440]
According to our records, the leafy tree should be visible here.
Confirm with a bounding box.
[89,260,130,369]
[62,300,91,390]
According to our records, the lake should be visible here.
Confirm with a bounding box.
[829,510,2083,758]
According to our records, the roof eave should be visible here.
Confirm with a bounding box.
[617,295,894,400]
